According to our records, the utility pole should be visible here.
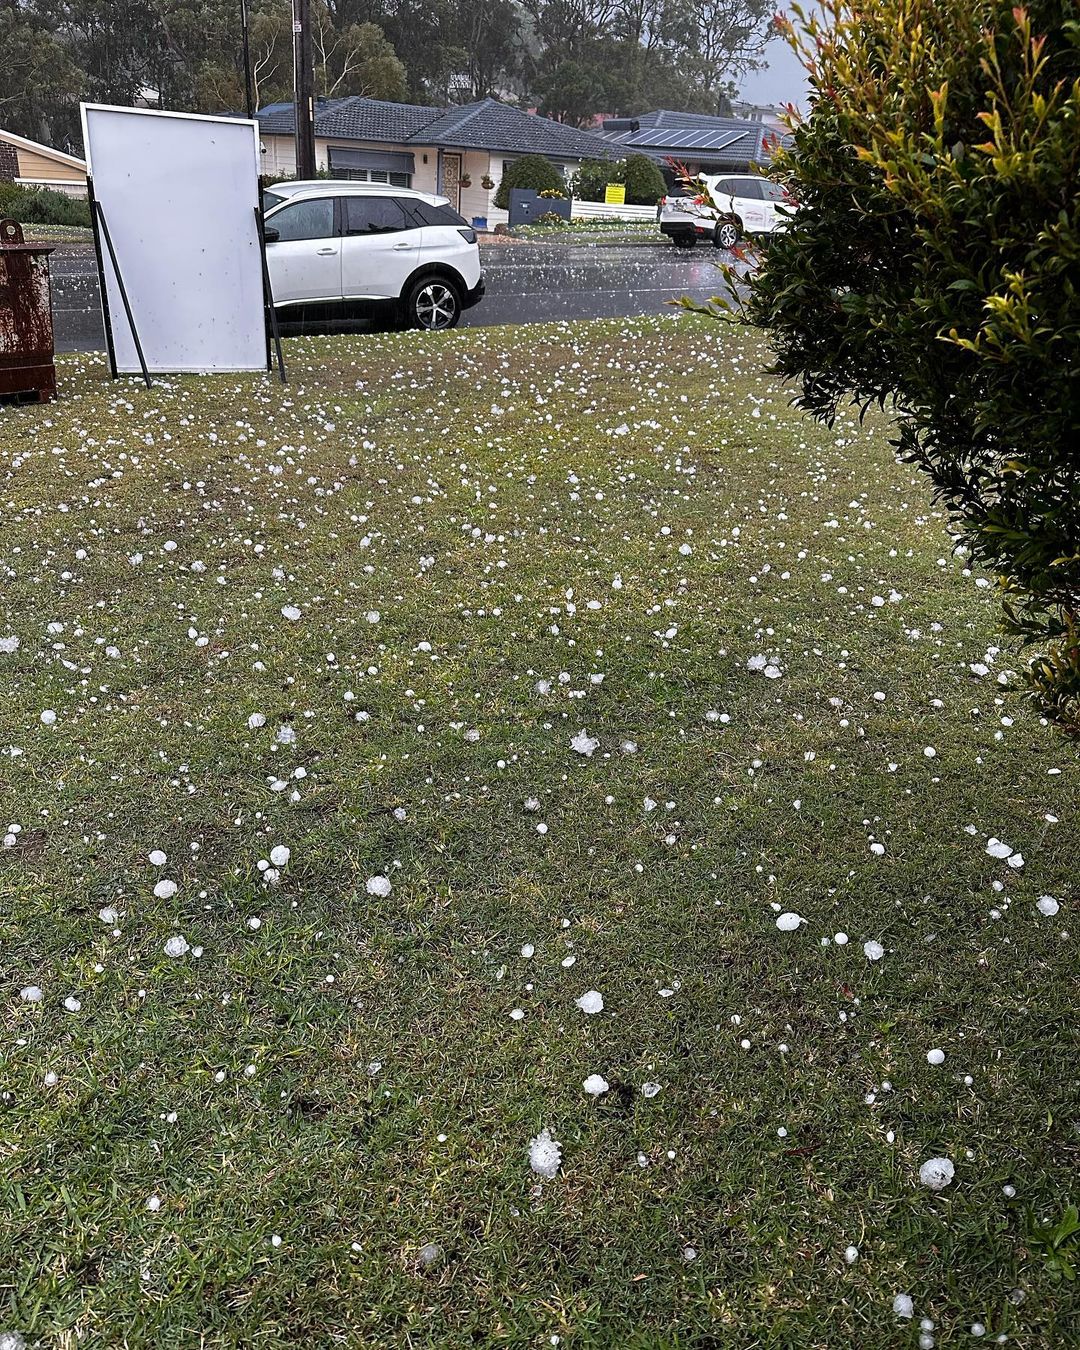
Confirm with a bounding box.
[240,0,255,121]
[292,0,316,179]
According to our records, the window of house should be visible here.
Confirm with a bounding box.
[332,165,411,187]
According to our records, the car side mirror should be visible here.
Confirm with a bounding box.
[263,227,279,243]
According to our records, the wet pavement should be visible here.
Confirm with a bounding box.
[50,242,744,353]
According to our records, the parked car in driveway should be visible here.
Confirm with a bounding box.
[657,174,794,249]
[261,181,484,331]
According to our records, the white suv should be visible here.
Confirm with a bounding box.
[658,174,793,249]
[262,181,485,330]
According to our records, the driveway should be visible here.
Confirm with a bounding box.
[49,241,745,353]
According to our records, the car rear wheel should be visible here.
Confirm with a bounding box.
[714,219,741,250]
[405,276,462,331]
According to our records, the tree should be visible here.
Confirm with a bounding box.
[311,12,408,99]
[494,151,565,207]
[0,2,81,145]
[690,0,1080,731]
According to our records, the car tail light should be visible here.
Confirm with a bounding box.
[457,227,477,244]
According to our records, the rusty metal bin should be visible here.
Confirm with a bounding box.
[0,218,57,404]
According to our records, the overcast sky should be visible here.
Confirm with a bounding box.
[737,16,814,109]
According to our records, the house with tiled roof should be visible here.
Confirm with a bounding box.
[599,109,790,177]
[256,95,616,224]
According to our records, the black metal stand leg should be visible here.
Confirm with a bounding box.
[255,208,286,384]
[93,201,152,389]
[86,180,118,380]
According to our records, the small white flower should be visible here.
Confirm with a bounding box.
[919,1156,955,1190]
[528,1128,562,1178]
[366,875,392,897]
[575,990,604,1015]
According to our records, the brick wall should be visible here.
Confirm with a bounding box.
[0,142,18,183]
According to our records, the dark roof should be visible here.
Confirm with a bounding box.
[600,109,788,167]
[255,96,615,160]
[417,99,614,158]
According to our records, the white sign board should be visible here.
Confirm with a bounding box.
[81,105,265,374]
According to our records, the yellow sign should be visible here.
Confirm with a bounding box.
[604,183,626,205]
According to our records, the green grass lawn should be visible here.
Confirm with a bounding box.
[1,318,1077,1349]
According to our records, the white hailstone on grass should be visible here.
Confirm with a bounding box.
[164,935,190,958]
[927,1048,945,1065]
[1036,895,1060,917]
[776,913,802,932]
[146,1194,162,1212]
[247,712,266,730]
[570,728,599,757]
[366,611,380,624]
[641,1081,661,1098]
[583,1075,609,1097]
[834,932,849,945]
[280,605,301,621]
[418,1242,443,1269]
[520,944,535,959]
[893,1293,915,1319]
[20,985,43,1003]
[0,635,19,654]
[148,849,167,866]
[528,1128,562,1178]
[844,1245,859,1264]
[64,996,82,1012]
[366,875,392,897]
[276,725,296,745]
[923,746,936,758]
[0,1331,27,1350]
[919,1156,955,1190]
[863,940,885,961]
[682,1246,697,1262]
[44,1071,57,1086]
[971,1324,986,1338]
[509,1008,524,1021]
[985,838,1013,860]
[154,879,178,899]
[575,990,604,1015]
[40,710,57,725]
[269,844,291,867]
[870,842,886,856]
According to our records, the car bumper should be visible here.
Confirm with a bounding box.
[660,221,712,239]
[464,273,486,309]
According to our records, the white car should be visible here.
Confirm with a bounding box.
[262,181,485,330]
[658,174,794,249]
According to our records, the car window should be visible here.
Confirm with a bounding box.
[760,181,788,202]
[344,197,408,235]
[731,178,764,200]
[262,189,285,212]
[712,179,738,197]
[405,200,468,228]
[269,198,334,241]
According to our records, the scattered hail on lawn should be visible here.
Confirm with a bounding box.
[1,317,1075,1347]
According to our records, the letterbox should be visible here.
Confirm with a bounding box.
[0,218,57,404]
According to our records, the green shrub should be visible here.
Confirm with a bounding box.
[0,181,90,227]
[571,155,666,204]
[622,154,666,205]
[695,0,1080,734]
[494,154,564,209]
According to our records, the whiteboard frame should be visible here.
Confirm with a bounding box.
[81,103,267,376]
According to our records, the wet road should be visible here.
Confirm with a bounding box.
[51,242,742,353]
